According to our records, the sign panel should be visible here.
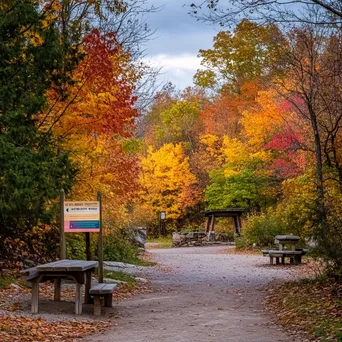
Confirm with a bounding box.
[64,201,100,233]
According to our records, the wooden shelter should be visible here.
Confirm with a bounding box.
[204,209,246,236]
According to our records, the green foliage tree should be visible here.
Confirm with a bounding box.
[0,1,77,239]
[205,167,274,210]
[194,19,286,91]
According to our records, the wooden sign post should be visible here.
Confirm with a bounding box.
[97,192,103,283]
[60,189,66,259]
[60,190,103,281]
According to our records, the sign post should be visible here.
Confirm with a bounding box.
[60,194,103,279]
[60,189,66,259]
[160,211,166,237]
[97,192,103,283]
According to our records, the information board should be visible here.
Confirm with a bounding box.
[64,201,100,233]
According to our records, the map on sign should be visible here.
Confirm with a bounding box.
[64,201,100,233]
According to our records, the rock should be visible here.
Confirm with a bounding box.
[104,261,136,269]
[131,227,147,248]
[135,277,148,283]
[10,283,21,290]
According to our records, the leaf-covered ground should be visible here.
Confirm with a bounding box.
[0,316,111,342]
[266,278,342,341]
[0,271,152,341]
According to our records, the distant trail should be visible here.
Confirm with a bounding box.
[88,246,300,342]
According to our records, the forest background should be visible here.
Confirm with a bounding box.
[0,0,341,280]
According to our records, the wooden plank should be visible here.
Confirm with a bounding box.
[20,267,37,275]
[89,283,117,294]
[37,260,97,272]
[75,283,83,315]
[84,270,92,304]
[37,260,69,272]
[104,294,113,307]
[31,281,39,314]
[267,250,302,255]
[65,261,97,271]
[54,279,61,301]
[93,296,102,315]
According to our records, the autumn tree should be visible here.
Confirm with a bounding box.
[194,19,286,91]
[139,144,199,230]
[275,26,342,273]
[0,1,77,239]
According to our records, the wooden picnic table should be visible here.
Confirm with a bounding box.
[274,235,300,251]
[262,235,307,265]
[22,260,98,315]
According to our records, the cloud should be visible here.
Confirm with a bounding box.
[144,53,203,89]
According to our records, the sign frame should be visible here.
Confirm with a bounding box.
[64,201,100,233]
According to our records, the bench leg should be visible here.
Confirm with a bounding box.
[54,279,61,301]
[104,294,113,307]
[93,296,102,315]
[85,271,92,304]
[275,257,280,264]
[270,256,273,264]
[281,255,285,264]
[31,281,39,314]
[75,283,83,315]
[294,255,301,264]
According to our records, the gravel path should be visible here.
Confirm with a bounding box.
[89,246,302,342]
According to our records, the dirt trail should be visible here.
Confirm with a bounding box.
[89,246,301,342]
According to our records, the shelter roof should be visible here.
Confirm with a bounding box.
[204,208,246,217]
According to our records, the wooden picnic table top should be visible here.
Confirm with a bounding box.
[275,235,300,242]
[36,259,98,272]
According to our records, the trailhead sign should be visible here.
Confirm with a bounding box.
[64,201,100,232]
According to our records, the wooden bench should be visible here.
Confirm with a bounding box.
[89,283,117,315]
[262,249,307,264]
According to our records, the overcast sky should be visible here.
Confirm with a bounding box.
[143,0,218,89]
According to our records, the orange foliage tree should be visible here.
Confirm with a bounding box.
[37,29,141,222]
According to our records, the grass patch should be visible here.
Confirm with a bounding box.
[133,259,157,267]
[146,236,172,249]
[103,270,136,286]
[0,275,15,289]
[266,277,342,341]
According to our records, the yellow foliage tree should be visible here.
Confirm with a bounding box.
[139,144,198,220]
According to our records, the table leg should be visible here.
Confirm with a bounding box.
[270,256,273,264]
[276,257,279,264]
[281,255,285,264]
[75,283,83,315]
[31,280,39,314]
[85,271,92,304]
[54,279,61,301]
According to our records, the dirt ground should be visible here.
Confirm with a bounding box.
[88,246,306,342]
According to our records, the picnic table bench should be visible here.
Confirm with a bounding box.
[262,235,308,265]
[21,260,98,315]
[89,283,117,315]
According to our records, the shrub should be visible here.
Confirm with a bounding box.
[102,232,140,265]
[244,213,286,247]
[235,236,250,249]
[66,234,86,260]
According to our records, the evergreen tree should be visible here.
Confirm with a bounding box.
[0,0,78,238]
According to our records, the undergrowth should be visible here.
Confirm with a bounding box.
[0,274,15,289]
[266,277,342,341]
[147,236,172,249]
